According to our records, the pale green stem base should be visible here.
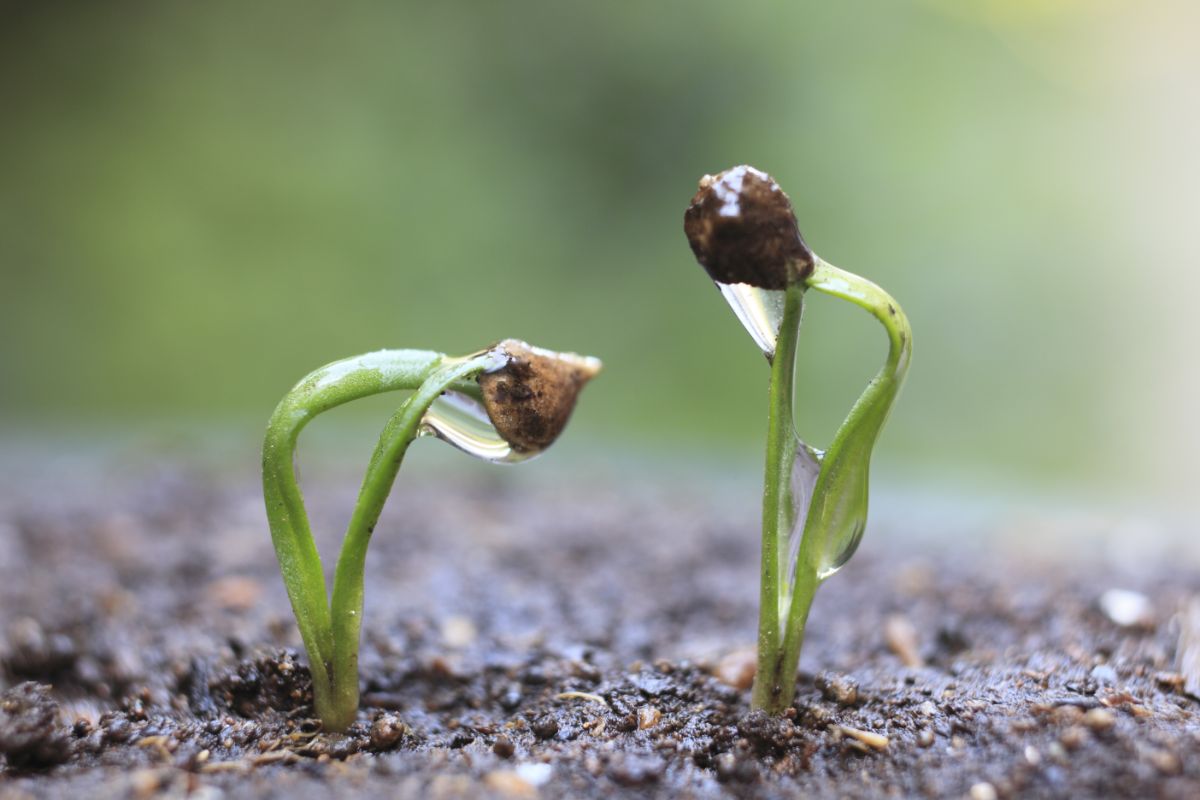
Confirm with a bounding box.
[750,283,805,712]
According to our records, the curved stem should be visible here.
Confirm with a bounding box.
[772,258,912,708]
[796,258,911,575]
[325,355,494,731]
[261,349,486,730]
[750,283,805,712]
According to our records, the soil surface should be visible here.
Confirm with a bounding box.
[1,458,1199,799]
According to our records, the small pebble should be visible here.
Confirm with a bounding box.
[104,717,133,744]
[715,752,738,782]
[369,714,408,750]
[1099,589,1152,628]
[714,647,757,690]
[498,683,523,711]
[492,736,515,759]
[1147,748,1181,775]
[1154,671,1185,690]
[1059,726,1087,751]
[1052,705,1083,725]
[637,706,662,730]
[515,762,553,786]
[1024,745,1041,765]
[441,616,477,649]
[815,673,860,707]
[607,753,665,786]
[520,665,548,685]
[206,576,262,611]
[884,614,925,668]
[129,768,164,800]
[969,782,998,800]
[531,716,559,740]
[483,771,535,799]
[429,775,476,799]
[917,729,935,748]
[1083,708,1115,731]
[448,731,476,749]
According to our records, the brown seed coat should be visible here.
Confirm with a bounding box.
[479,340,601,454]
[683,165,814,289]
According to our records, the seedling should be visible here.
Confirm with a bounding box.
[684,166,912,714]
[262,340,600,732]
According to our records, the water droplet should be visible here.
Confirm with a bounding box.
[420,391,537,464]
[717,282,785,358]
[815,515,866,581]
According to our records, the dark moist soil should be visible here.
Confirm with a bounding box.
[1,462,1199,799]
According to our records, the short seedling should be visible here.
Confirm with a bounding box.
[684,166,912,714]
[262,340,600,732]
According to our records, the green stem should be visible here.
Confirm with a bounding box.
[261,349,488,731]
[325,355,492,731]
[766,258,911,713]
[750,283,805,712]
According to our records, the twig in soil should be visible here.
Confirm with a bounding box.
[135,734,174,761]
[684,166,912,715]
[263,341,601,733]
[834,725,890,752]
[554,691,609,707]
[884,614,925,668]
[253,750,303,767]
[199,760,250,774]
[196,751,307,774]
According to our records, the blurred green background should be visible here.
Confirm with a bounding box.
[1,1,1196,511]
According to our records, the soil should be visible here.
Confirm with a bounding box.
[1,459,1198,799]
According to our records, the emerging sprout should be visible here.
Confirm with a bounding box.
[262,340,600,732]
[684,165,912,714]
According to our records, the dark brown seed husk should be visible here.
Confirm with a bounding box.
[478,340,601,454]
[683,165,814,289]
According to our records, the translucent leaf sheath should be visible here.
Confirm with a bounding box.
[717,282,786,359]
[782,442,822,619]
[422,390,534,464]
